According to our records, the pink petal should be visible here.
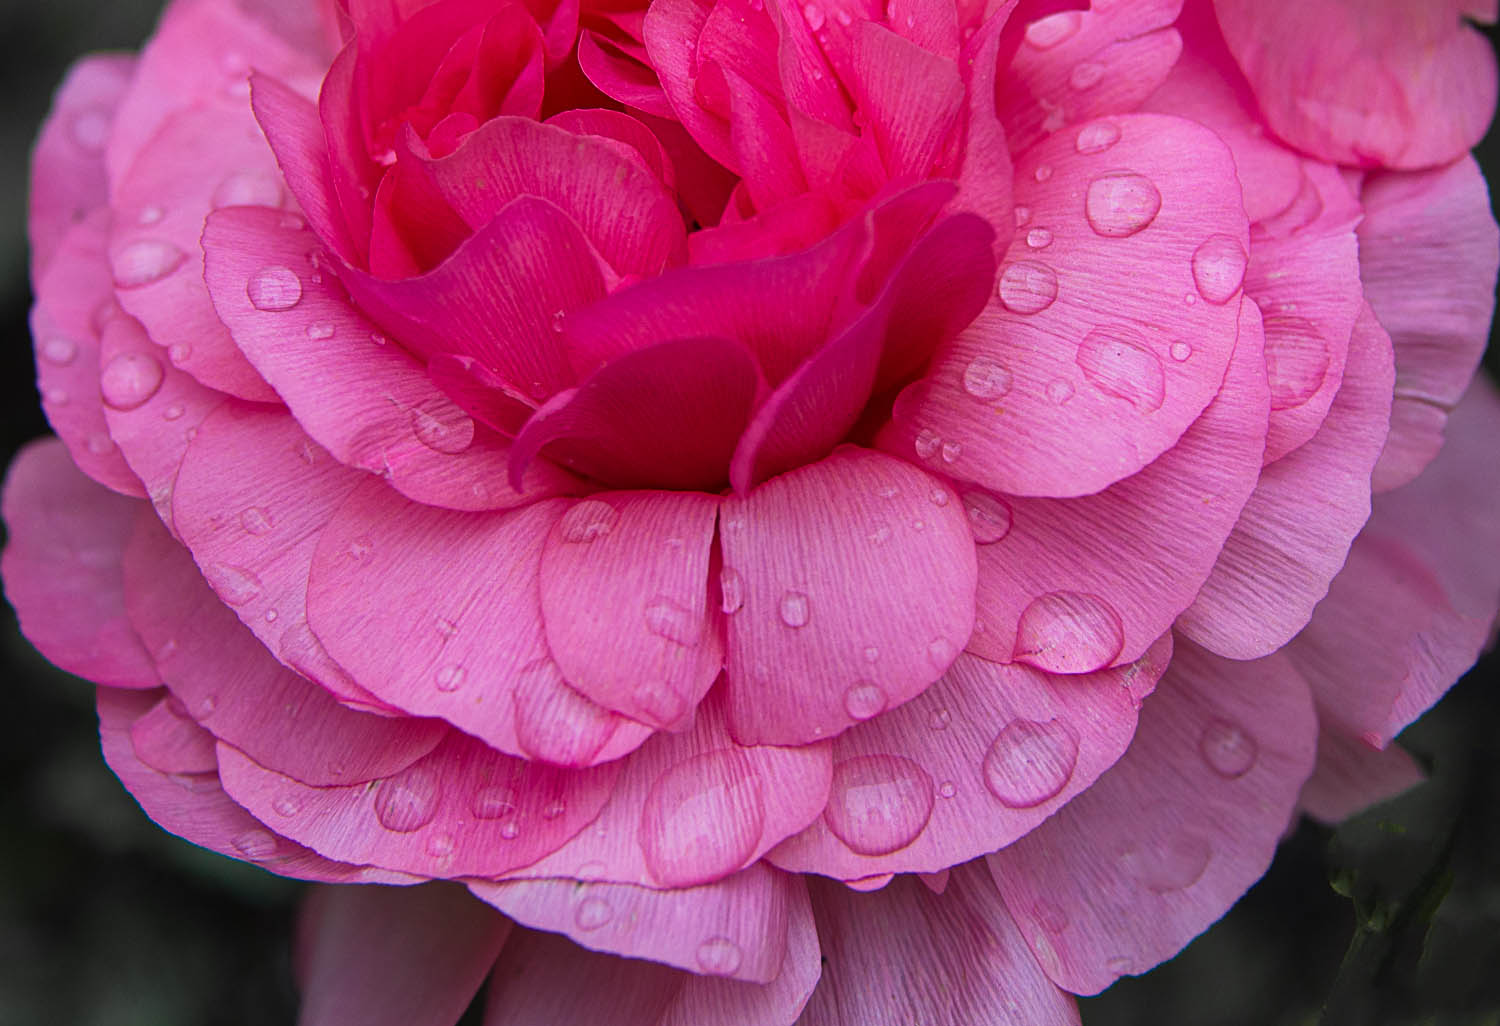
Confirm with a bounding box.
[28,54,135,280]
[891,113,1248,498]
[107,105,284,402]
[308,482,654,766]
[578,30,676,120]
[950,13,1016,253]
[1211,0,1499,169]
[298,883,510,1026]
[473,862,803,983]
[130,695,219,774]
[643,0,735,169]
[1359,157,1500,491]
[720,448,977,747]
[797,866,1079,1026]
[847,21,965,179]
[1,439,157,687]
[768,639,1170,879]
[122,508,443,785]
[724,67,807,211]
[1177,303,1394,659]
[202,205,574,511]
[1298,730,1423,824]
[217,727,621,878]
[988,637,1317,995]
[29,212,144,497]
[967,301,1267,671]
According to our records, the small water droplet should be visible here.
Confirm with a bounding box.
[983,718,1080,807]
[239,506,273,535]
[559,499,618,543]
[213,170,284,209]
[843,681,887,721]
[1045,378,1075,404]
[927,637,956,669]
[168,342,193,366]
[1069,61,1105,90]
[1170,341,1192,362]
[232,829,279,859]
[136,205,164,226]
[86,433,113,454]
[1013,591,1124,673]
[204,563,262,606]
[112,239,185,288]
[962,356,1014,400]
[1191,234,1248,304]
[824,755,934,856]
[1107,955,1134,974]
[636,680,689,725]
[1085,172,1161,238]
[263,608,278,623]
[542,798,566,820]
[779,591,810,628]
[696,936,744,976]
[196,694,218,717]
[1025,11,1082,49]
[374,766,440,832]
[500,821,520,839]
[928,707,952,730]
[472,785,517,821]
[1032,899,1070,933]
[246,265,302,311]
[1025,227,1054,249]
[997,261,1059,315]
[940,440,962,463]
[938,780,957,799]
[1199,718,1258,778]
[868,525,892,545]
[304,322,334,341]
[863,646,880,663]
[575,896,614,930]
[70,107,111,151]
[43,388,69,406]
[961,491,1013,543]
[39,337,78,366]
[434,664,466,692]
[272,794,301,817]
[1033,164,1053,183]
[1075,120,1122,154]
[1013,206,1033,229]
[802,1,825,30]
[1076,328,1166,411]
[929,488,949,507]
[717,567,746,615]
[645,595,701,645]
[425,833,455,858]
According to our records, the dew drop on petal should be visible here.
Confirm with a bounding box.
[1199,718,1258,778]
[962,356,1013,400]
[574,897,614,931]
[1076,120,1122,155]
[1121,833,1213,893]
[938,780,957,799]
[1013,204,1032,227]
[434,664,466,692]
[928,707,952,731]
[1045,378,1075,404]
[778,590,810,628]
[471,785,518,821]
[271,794,301,817]
[1025,228,1053,249]
[1170,341,1192,362]
[374,766,440,833]
[823,755,934,856]
[940,440,962,464]
[1069,61,1104,89]
[1013,591,1124,673]
[640,750,765,887]
[644,595,701,645]
[914,427,942,460]
[40,337,78,365]
[1025,11,1082,49]
[246,265,302,311]
[961,491,1013,544]
[111,239,185,288]
[843,681,888,721]
[239,506,273,535]
[696,936,744,976]
[802,1,825,29]
[1085,173,1161,238]
[1033,164,1053,183]
[997,261,1058,314]
[1076,328,1166,411]
[411,403,474,454]
[213,170,285,209]
[982,718,1079,807]
[719,567,745,614]
[231,829,279,859]
[70,107,111,151]
[100,352,164,411]
[1191,235,1247,304]
[425,833,455,858]
[203,563,262,606]
[927,637,956,669]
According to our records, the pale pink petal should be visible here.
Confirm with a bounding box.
[891,114,1248,498]
[473,862,803,984]
[988,638,1318,995]
[966,302,1266,671]
[217,727,620,878]
[122,508,444,785]
[796,866,1079,1025]
[2,439,157,688]
[720,448,977,747]
[1359,157,1500,491]
[298,883,510,1026]
[130,695,219,774]
[1298,730,1424,824]
[768,639,1169,879]
[1211,0,1498,169]
[1178,304,1394,659]
[28,55,135,279]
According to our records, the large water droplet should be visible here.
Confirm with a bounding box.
[559,499,618,543]
[374,765,440,832]
[696,936,744,976]
[1199,718,1258,778]
[983,718,1079,808]
[246,265,303,311]
[239,506,273,535]
[112,240,185,288]
[1262,314,1330,409]
[1076,328,1165,411]
[411,403,473,454]
[997,261,1059,315]
[471,785,518,821]
[40,337,78,365]
[1190,235,1247,304]
[1069,61,1105,89]
[640,749,765,887]
[1076,120,1122,155]
[1120,833,1212,893]
[232,829,279,860]
[1085,172,1161,238]
[961,491,1013,544]
[204,563,262,606]
[1013,591,1124,673]
[823,755,934,856]
[1025,11,1082,49]
[574,897,614,931]
[644,595,701,645]
[213,170,285,209]
[99,352,164,411]
[778,590,810,628]
[843,681,888,721]
[719,567,745,614]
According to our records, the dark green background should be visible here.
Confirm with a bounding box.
[0,4,1496,1024]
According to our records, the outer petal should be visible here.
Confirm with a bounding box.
[1177,304,1394,660]
[987,639,1317,996]
[720,448,977,747]
[2,439,157,688]
[130,695,219,774]
[1211,0,1499,169]
[298,883,511,1026]
[1298,730,1424,824]
[796,866,1079,1026]
[891,113,1249,498]
[768,638,1170,879]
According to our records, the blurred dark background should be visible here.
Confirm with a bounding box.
[0,3,1496,1025]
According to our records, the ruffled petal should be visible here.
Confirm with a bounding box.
[1298,729,1423,824]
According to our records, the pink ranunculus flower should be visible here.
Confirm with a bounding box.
[7,0,1500,1019]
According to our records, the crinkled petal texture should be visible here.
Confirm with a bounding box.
[6,0,1500,1024]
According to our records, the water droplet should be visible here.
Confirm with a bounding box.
[168,342,193,367]
[1120,833,1212,893]
[246,265,302,311]
[1183,292,1197,306]
[778,591,810,628]
[961,491,1013,544]
[239,506,273,535]
[1106,955,1134,974]
[434,664,466,692]
[1170,341,1192,362]
[410,403,473,454]
[983,718,1080,807]
[1045,378,1075,404]
[1025,11,1082,49]
[1191,235,1247,304]
[272,794,301,817]
[843,681,888,721]
[719,567,745,614]
[1025,228,1053,249]
[232,829,279,859]
[213,170,284,209]
[576,860,607,880]
[264,608,278,623]
[802,1,825,30]
[928,707,952,730]
[1013,205,1032,227]
[500,821,520,839]
[1085,172,1161,238]
[425,833,455,858]
[575,897,614,931]
[824,755,934,856]
[1032,899,1070,933]
[204,563,262,606]
[70,107,111,151]
[997,260,1059,315]
[927,637,956,669]
[471,785,518,821]
[1075,120,1122,154]
[136,205,164,226]
[86,433,114,454]
[690,935,743,977]
[374,765,440,832]
[868,525,892,545]
[559,499,618,542]
[1262,314,1330,409]
[1033,164,1053,183]
[40,336,78,365]
[863,646,880,663]
[645,595,701,645]
[1013,591,1124,673]
[111,239,185,288]
[929,488,949,507]
[940,440,962,463]
[542,798,566,820]
[938,780,957,799]
[1076,328,1166,411]
[1199,718,1258,778]
[914,427,942,460]
[641,749,765,887]
[961,356,1014,401]
[435,617,459,639]
[636,680,689,725]
[98,351,165,412]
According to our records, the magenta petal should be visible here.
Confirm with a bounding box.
[893,113,1248,498]
[473,862,803,984]
[2,439,157,688]
[847,20,964,179]
[720,448,977,747]
[988,638,1317,995]
[768,639,1169,879]
[298,883,510,1026]
[968,302,1267,671]
[130,696,219,774]
[578,30,676,120]
[308,481,653,766]
[1178,304,1394,660]
[1299,730,1423,824]
[797,866,1079,1026]
[218,727,620,878]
